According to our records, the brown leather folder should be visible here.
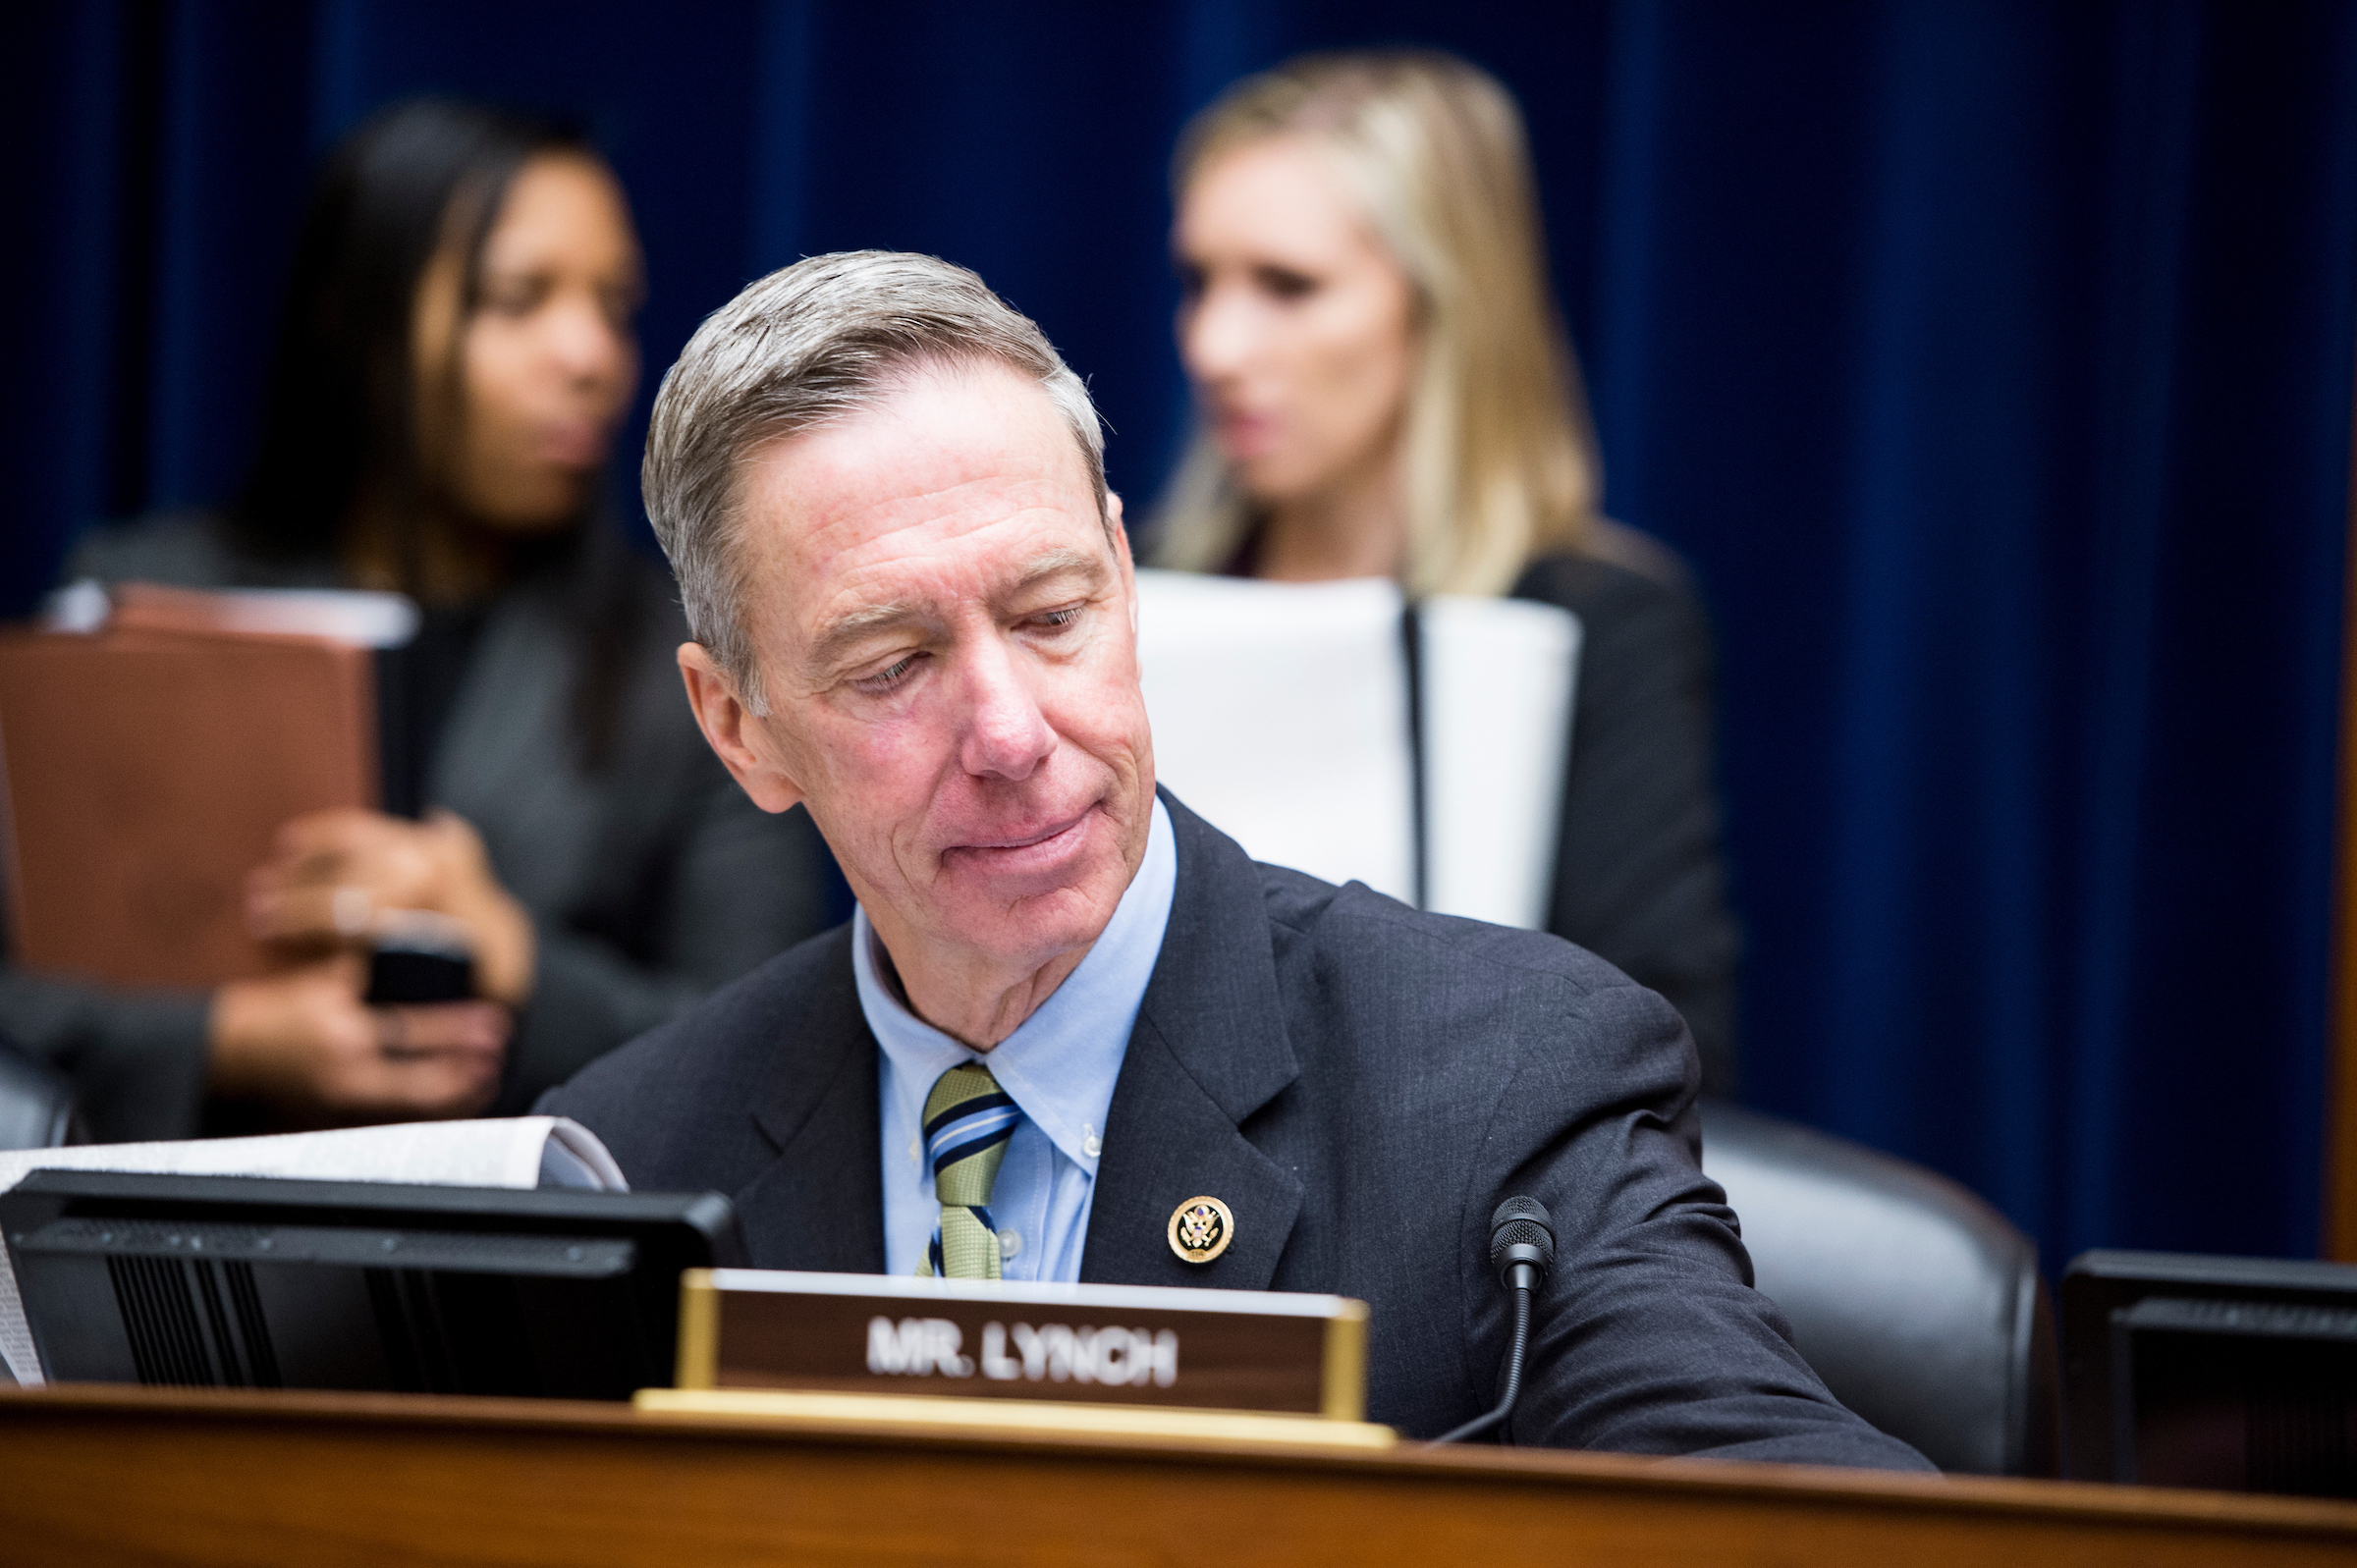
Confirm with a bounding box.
[0,621,377,989]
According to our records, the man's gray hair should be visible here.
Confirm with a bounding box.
[642,250,1109,714]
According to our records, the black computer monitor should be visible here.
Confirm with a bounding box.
[2062,1249,2357,1498]
[1,1170,743,1400]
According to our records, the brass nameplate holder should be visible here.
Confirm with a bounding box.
[636,1269,1388,1448]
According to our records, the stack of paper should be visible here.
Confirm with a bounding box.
[0,1115,623,1386]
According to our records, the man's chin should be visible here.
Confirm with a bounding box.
[934,849,1130,961]
[912,784,1151,966]
[922,891,1114,980]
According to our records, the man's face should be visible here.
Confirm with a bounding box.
[728,360,1155,984]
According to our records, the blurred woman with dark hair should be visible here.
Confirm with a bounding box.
[1158,52,1741,1089]
[10,98,831,1139]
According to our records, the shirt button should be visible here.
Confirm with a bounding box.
[999,1230,1022,1261]
[907,1136,920,1164]
[1082,1129,1102,1159]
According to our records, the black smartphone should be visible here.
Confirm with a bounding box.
[362,913,476,1005]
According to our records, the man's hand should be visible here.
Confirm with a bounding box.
[207,954,509,1126]
[245,808,536,1005]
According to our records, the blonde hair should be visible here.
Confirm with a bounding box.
[1153,50,1599,597]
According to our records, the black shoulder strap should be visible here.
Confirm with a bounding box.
[1401,597,1427,911]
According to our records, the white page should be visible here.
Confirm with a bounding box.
[111,583,421,647]
[1419,595,1581,929]
[1134,570,1418,903]
[0,1115,622,1386]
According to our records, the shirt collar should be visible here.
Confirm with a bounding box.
[852,796,1178,1175]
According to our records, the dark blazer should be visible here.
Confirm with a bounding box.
[1203,523,1741,1092]
[543,792,1925,1467]
[0,514,833,1141]
[1513,538,1742,1096]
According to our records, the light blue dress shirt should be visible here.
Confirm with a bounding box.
[855,796,1177,1281]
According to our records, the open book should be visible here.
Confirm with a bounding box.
[0,1115,623,1386]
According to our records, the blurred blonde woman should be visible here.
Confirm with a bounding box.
[1156,50,1740,1089]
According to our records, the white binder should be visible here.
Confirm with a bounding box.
[1133,569,1580,929]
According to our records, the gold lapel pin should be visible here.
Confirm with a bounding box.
[1167,1195,1234,1264]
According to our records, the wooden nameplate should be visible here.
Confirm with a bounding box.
[669,1269,1373,1424]
[632,1388,1398,1451]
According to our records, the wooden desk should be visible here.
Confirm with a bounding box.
[3,1384,2353,1566]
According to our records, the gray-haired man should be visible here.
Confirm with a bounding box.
[542,250,1927,1464]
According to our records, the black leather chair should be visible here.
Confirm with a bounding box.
[0,1034,79,1153]
[1699,1101,2059,1476]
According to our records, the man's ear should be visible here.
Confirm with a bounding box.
[1106,492,1138,632]
[677,642,806,815]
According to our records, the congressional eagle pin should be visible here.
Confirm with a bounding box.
[1167,1195,1233,1264]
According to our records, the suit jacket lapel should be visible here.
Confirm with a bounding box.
[736,928,887,1273]
[1083,792,1302,1291]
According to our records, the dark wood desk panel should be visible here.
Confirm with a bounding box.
[2,1385,2353,1566]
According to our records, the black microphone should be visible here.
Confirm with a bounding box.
[1428,1196,1556,1446]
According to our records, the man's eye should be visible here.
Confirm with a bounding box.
[1033,607,1081,630]
[856,653,923,692]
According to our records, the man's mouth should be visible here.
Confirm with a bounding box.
[936,804,1110,889]
[954,809,1091,855]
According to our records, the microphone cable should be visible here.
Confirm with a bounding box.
[1428,1195,1556,1446]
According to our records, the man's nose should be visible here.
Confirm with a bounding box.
[957,638,1055,782]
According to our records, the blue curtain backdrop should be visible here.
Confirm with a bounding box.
[6,1,2355,1267]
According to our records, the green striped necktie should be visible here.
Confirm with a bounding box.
[920,1062,1019,1279]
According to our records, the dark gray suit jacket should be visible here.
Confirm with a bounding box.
[1513,537,1742,1096]
[1,514,832,1141]
[543,791,1927,1467]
